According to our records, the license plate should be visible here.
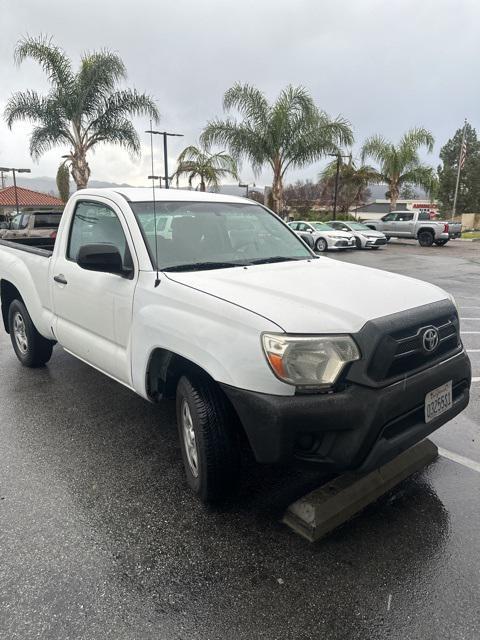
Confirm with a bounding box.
[425,381,452,423]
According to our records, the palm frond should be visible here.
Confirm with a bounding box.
[4,90,49,128]
[14,34,73,88]
[86,118,140,156]
[222,83,269,129]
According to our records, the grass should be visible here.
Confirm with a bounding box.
[461,231,480,239]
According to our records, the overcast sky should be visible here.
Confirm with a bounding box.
[0,0,478,189]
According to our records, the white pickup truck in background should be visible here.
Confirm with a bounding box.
[363,210,462,246]
[0,188,471,502]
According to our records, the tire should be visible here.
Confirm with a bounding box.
[8,299,54,367]
[355,237,363,250]
[434,239,449,246]
[176,374,240,503]
[371,246,380,250]
[418,231,435,247]
[315,238,328,252]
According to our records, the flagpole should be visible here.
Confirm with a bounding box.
[452,119,467,217]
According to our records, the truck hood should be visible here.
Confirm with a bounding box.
[165,258,448,333]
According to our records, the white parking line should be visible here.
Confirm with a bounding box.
[472,377,480,382]
[461,318,480,321]
[462,332,480,334]
[438,448,480,474]
[467,349,480,353]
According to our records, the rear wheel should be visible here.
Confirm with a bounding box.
[315,238,328,252]
[418,231,434,247]
[434,239,449,246]
[8,299,54,367]
[176,374,240,503]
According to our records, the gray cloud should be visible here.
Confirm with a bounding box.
[0,0,477,188]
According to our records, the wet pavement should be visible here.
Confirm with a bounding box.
[1,240,479,640]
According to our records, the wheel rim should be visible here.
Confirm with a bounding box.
[13,312,28,354]
[317,239,327,252]
[181,399,199,477]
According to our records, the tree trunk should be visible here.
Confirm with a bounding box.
[389,182,399,211]
[70,151,91,190]
[272,169,284,216]
[200,178,206,192]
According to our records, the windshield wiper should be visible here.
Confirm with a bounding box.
[162,261,247,272]
[247,256,315,265]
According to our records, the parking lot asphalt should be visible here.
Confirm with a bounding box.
[1,240,479,640]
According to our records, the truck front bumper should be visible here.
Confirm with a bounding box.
[221,350,471,473]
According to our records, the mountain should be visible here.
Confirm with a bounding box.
[0,176,135,197]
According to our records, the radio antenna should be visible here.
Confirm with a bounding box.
[147,120,160,287]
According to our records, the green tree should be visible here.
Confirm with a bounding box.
[438,123,480,214]
[4,35,159,189]
[361,128,436,211]
[56,161,70,202]
[201,83,353,214]
[321,155,377,213]
[173,144,238,191]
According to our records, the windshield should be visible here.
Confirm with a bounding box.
[130,201,313,271]
[312,222,333,231]
[346,222,370,231]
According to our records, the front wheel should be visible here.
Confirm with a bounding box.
[315,238,328,252]
[176,374,240,503]
[434,239,449,246]
[8,299,54,367]
[418,231,434,247]
[355,237,363,250]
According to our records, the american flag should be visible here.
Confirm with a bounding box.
[460,137,467,169]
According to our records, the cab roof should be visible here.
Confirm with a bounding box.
[77,187,251,205]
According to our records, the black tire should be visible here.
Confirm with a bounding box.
[355,237,363,250]
[315,238,328,252]
[418,231,434,247]
[434,239,449,246]
[176,374,240,503]
[8,299,54,367]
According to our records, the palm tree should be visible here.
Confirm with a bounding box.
[4,35,159,189]
[360,128,437,211]
[321,155,378,214]
[201,83,353,214]
[173,144,238,191]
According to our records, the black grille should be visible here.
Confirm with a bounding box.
[367,314,461,382]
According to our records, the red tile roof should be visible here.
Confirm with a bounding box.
[0,186,63,207]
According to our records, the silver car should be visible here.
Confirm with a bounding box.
[329,220,387,249]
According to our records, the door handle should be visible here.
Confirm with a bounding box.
[53,274,68,285]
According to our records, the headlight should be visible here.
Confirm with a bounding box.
[262,334,360,388]
[447,292,459,312]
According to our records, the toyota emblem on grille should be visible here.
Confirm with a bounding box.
[422,327,439,352]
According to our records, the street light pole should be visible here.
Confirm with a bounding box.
[145,130,184,189]
[0,167,31,216]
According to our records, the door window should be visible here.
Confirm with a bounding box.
[396,212,414,221]
[10,214,29,229]
[67,201,132,269]
[417,212,430,221]
[382,213,398,222]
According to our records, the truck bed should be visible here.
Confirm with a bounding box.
[0,236,55,257]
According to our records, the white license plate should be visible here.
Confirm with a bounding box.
[425,381,452,424]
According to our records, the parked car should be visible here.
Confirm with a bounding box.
[363,210,462,247]
[329,220,387,249]
[0,211,63,241]
[0,189,471,502]
[288,220,356,252]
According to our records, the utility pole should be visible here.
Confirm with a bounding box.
[327,153,350,220]
[0,167,31,215]
[145,129,184,188]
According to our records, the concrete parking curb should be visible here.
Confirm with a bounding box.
[283,439,438,542]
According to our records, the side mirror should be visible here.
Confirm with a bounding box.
[77,243,131,276]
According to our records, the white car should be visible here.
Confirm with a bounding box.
[329,220,388,250]
[288,220,356,252]
[0,188,471,502]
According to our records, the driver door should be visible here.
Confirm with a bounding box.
[51,199,137,386]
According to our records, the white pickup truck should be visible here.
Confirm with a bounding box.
[0,188,471,502]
